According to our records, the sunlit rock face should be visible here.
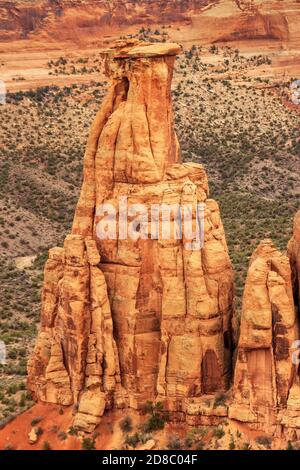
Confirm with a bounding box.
[28,40,235,431]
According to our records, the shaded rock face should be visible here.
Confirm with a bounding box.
[229,238,300,434]
[28,40,235,431]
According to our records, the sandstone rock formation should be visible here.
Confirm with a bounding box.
[288,209,300,314]
[229,238,300,435]
[1,1,297,45]
[28,40,235,431]
[27,235,123,431]
[0,0,212,41]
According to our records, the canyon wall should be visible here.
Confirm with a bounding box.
[1,1,299,45]
[0,0,211,41]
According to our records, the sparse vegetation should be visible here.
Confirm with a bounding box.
[125,432,140,449]
[213,426,225,439]
[81,437,96,450]
[42,440,51,450]
[141,402,167,432]
[256,435,272,449]
[167,435,182,450]
[213,393,227,408]
[119,416,133,433]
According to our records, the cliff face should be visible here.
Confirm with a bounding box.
[1,1,298,44]
[216,10,290,42]
[28,40,235,432]
[0,0,212,41]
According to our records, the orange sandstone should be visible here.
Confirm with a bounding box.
[28,40,235,431]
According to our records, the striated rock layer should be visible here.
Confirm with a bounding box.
[28,40,235,431]
[0,0,212,41]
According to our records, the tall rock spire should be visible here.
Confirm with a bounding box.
[28,41,235,431]
[229,239,300,435]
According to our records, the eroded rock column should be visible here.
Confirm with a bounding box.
[229,240,298,429]
[28,40,235,430]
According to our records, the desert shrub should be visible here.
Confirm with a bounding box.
[68,426,78,436]
[167,435,182,450]
[19,393,26,407]
[143,412,165,432]
[58,431,67,441]
[229,435,235,450]
[125,433,140,448]
[31,417,43,426]
[42,440,51,450]
[213,393,227,408]
[119,416,133,433]
[241,442,251,450]
[184,434,194,448]
[196,440,205,450]
[286,441,294,450]
[141,400,154,414]
[256,436,272,448]
[36,427,44,436]
[81,438,96,450]
[213,426,225,439]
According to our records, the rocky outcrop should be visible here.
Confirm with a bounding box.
[0,0,212,41]
[27,235,123,431]
[229,239,300,435]
[28,40,235,431]
[216,10,289,42]
[288,209,300,314]
[27,38,300,438]
[2,1,297,44]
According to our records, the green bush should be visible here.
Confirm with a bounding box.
[213,426,225,439]
[42,440,51,450]
[125,433,140,449]
[143,413,165,433]
[81,438,96,450]
[119,416,133,433]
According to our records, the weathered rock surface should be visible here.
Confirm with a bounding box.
[288,209,300,314]
[139,439,156,450]
[28,40,235,431]
[229,239,299,433]
[0,1,212,41]
[1,1,298,46]
[27,235,123,431]
[28,428,38,444]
